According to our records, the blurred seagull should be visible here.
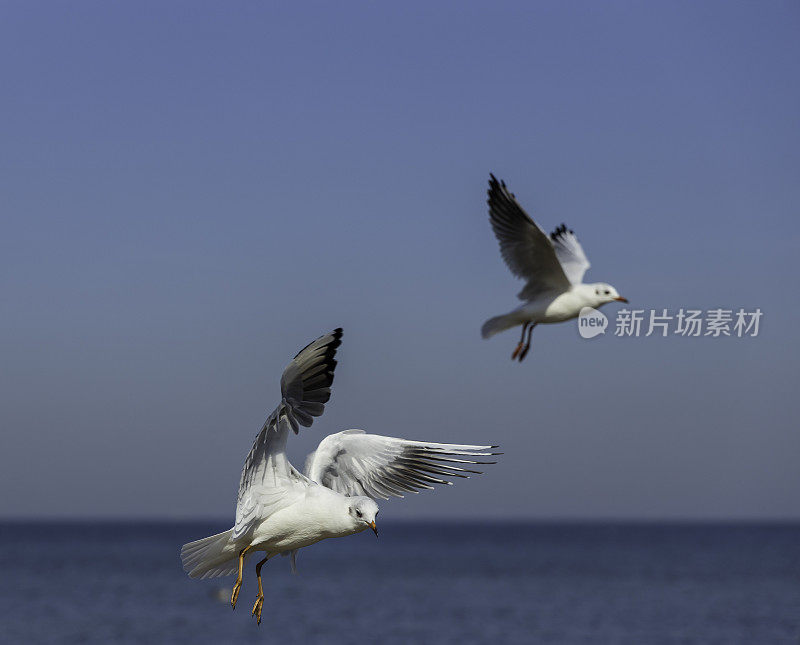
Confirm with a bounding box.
[181,329,498,624]
[482,174,627,361]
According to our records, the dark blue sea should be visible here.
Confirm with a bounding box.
[2,522,798,644]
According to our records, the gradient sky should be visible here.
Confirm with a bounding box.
[1,1,798,520]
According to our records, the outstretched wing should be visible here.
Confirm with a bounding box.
[304,429,499,500]
[550,224,590,285]
[487,174,571,300]
[233,329,343,540]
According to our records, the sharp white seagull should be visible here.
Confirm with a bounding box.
[181,329,498,624]
[482,174,628,361]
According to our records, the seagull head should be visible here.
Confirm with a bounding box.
[348,497,380,536]
[590,282,628,306]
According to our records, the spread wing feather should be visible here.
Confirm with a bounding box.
[487,174,572,300]
[304,429,499,500]
[233,329,342,539]
[550,224,590,285]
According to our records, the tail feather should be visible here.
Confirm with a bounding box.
[180,529,238,579]
[481,313,519,339]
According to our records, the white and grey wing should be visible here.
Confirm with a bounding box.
[487,174,571,300]
[233,328,343,539]
[233,412,307,540]
[550,224,590,285]
[304,429,499,500]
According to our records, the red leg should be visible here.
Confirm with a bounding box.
[518,323,536,361]
[511,322,529,360]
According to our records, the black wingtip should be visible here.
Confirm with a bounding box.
[487,174,512,205]
[488,173,500,196]
[293,328,343,360]
[318,331,343,388]
[488,173,508,188]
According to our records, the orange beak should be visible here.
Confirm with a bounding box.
[368,521,378,537]
[614,296,628,303]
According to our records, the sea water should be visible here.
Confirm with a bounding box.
[2,521,798,644]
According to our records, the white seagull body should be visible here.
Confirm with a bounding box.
[482,174,627,360]
[180,329,497,623]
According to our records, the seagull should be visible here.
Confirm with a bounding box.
[180,329,498,624]
[482,174,628,361]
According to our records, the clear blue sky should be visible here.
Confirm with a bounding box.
[1,1,798,520]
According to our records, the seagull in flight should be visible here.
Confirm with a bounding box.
[482,174,628,361]
[181,329,498,624]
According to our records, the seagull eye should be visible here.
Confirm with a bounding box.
[356,510,362,518]
[604,290,610,295]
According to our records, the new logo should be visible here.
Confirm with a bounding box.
[577,307,608,339]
